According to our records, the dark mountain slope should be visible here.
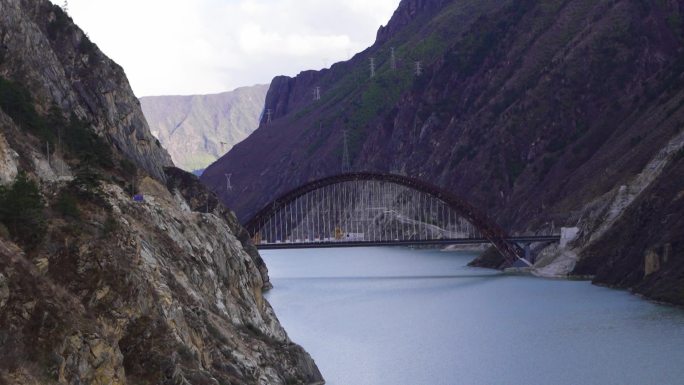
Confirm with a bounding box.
[203,0,684,305]
[203,0,513,220]
[204,0,684,230]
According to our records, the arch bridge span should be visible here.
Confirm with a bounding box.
[244,172,558,266]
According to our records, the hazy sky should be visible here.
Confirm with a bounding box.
[51,0,400,97]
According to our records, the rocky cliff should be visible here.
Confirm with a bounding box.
[0,0,172,180]
[0,0,322,383]
[141,85,269,173]
[203,0,684,305]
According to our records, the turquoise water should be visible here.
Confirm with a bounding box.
[262,247,684,385]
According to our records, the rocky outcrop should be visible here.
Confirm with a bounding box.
[164,166,273,291]
[0,0,322,383]
[0,0,172,180]
[141,85,269,173]
[0,174,322,384]
[573,152,684,305]
[0,114,19,184]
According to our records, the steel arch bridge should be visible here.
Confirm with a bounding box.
[244,172,556,266]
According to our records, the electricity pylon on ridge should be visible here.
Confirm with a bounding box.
[415,61,423,76]
[225,173,233,191]
[342,129,351,173]
[390,47,397,71]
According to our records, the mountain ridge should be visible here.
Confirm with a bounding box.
[203,0,684,305]
[141,84,268,172]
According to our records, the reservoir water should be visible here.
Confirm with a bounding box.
[262,247,684,385]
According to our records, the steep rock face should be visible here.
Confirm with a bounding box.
[203,0,684,304]
[0,174,322,384]
[574,152,684,304]
[141,85,268,173]
[0,0,172,180]
[165,166,273,291]
[0,0,322,383]
[0,115,19,183]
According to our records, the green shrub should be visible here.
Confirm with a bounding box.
[0,173,46,247]
[506,158,527,184]
[69,165,112,211]
[119,158,137,176]
[674,147,684,161]
[538,156,557,179]
[0,77,54,144]
[0,222,9,239]
[0,78,112,169]
[63,116,113,169]
[46,6,72,41]
[70,165,103,200]
[101,215,118,238]
[547,136,568,153]
[629,135,643,147]
[54,190,80,219]
[78,37,97,56]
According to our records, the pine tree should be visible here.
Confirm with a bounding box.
[0,173,45,246]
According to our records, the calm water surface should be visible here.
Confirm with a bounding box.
[262,247,684,385]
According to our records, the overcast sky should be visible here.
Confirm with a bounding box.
[51,0,400,97]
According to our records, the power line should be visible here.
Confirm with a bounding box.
[370,57,376,78]
[265,109,272,124]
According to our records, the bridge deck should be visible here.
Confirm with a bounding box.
[255,236,560,250]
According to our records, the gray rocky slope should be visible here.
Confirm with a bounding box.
[0,0,323,384]
[141,85,268,173]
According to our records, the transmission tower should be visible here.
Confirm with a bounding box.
[265,109,272,124]
[390,47,397,71]
[342,129,351,173]
[370,57,376,78]
[313,86,321,101]
[225,173,233,191]
[415,61,423,76]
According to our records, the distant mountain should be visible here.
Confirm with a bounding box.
[140,84,268,172]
